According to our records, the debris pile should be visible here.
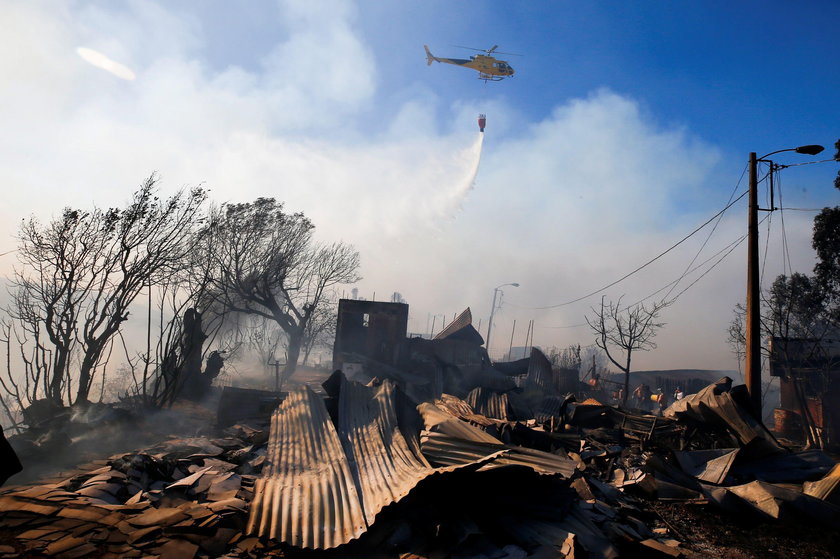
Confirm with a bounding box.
[0,424,267,558]
[240,370,840,558]
[1,304,839,557]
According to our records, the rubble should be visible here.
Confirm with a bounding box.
[0,300,838,557]
[0,421,265,558]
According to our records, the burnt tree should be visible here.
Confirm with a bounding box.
[199,198,359,383]
[154,308,223,405]
[587,296,669,404]
[4,176,207,406]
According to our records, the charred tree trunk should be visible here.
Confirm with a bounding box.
[76,319,123,403]
[623,354,631,405]
[48,348,69,403]
[177,308,210,401]
[281,328,304,387]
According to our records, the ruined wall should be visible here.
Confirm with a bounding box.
[332,299,409,371]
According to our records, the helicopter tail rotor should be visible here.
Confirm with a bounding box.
[424,45,435,65]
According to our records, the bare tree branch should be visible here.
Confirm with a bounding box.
[586,296,669,404]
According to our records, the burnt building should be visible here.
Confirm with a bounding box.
[770,335,840,447]
[332,299,409,374]
[332,302,515,400]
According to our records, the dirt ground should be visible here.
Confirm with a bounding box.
[651,501,840,559]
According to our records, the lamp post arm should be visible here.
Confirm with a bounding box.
[758,148,795,161]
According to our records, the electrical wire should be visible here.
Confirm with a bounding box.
[777,168,794,277]
[667,218,765,302]
[631,228,752,307]
[760,209,773,285]
[536,218,767,329]
[516,188,749,310]
[776,158,838,168]
[663,163,748,301]
[522,156,836,331]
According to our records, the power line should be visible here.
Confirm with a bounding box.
[777,158,838,168]
[664,163,748,301]
[777,168,794,277]
[631,229,751,307]
[759,210,773,285]
[536,221,763,329]
[516,188,749,310]
[667,219,764,302]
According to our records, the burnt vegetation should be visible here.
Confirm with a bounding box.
[0,177,359,425]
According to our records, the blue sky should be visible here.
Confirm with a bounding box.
[0,0,838,372]
[177,1,840,152]
[158,2,839,144]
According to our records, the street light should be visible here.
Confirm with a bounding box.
[486,282,519,353]
[745,144,824,417]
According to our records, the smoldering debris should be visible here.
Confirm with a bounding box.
[0,300,838,558]
[0,422,265,558]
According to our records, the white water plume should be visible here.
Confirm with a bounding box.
[425,132,484,222]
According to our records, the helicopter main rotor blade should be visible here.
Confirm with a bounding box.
[451,44,523,56]
[452,44,487,52]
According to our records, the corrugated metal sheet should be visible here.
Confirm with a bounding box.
[535,394,566,424]
[248,380,433,548]
[336,377,432,525]
[247,386,366,549]
[420,431,577,477]
[434,308,473,340]
[418,402,577,478]
[249,378,503,550]
[435,393,477,420]
[249,377,579,549]
[525,347,554,393]
[465,387,512,421]
[664,377,781,451]
[433,308,485,345]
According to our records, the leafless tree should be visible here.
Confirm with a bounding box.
[4,176,207,407]
[9,208,105,402]
[198,198,360,383]
[546,344,581,371]
[301,301,337,366]
[143,274,231,407]
[73,180,207,403]
[586,296,669,404]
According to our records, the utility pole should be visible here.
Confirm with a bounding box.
[486,282,520,354]
[486,288,501,352]
[507,320,517,360]
[745,152,761,416]
[744,144,823,419]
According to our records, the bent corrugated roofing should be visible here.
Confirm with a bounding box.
[249,376,579,549]
[246,386,366,549]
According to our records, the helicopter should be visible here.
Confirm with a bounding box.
[424,44,517,82]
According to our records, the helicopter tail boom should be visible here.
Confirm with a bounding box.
[424,45,436,66]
